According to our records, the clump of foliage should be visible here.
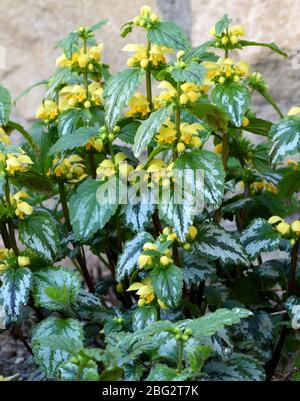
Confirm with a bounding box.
[0,6,300,381]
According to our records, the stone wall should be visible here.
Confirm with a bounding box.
[0,0,299,123]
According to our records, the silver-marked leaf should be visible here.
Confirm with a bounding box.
[49,127,98,155]
[33,267,81,311]
[148,21,191,51]
[69,179,118,241]
[133,106,173,157]
[56,32,80,58]
[123,188,155,233]
[60,358,100,381]
[0,84,12,125]
[269,116,300,165]
[188,308,252,337]
[205,353,265,381]
[0,268,32,322]
[19,211,60,263]
[195,223,249,265]
[105,68,145,130]
[58,108,92,136]
[146,365,190,381]
[212,83,250,127]
[286,296,300,330]
[118,121,141,145]
[151,264,184,308]
[132,306,157,331]
[116,232,154,282]
[171,62,206,84]
[32,317,83,378]
[241,218,281,261]
[175,149,225,208]
[215,14,232,36]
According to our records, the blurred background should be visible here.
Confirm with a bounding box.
[0,0,299,124]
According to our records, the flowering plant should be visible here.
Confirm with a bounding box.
[0,6,300,381]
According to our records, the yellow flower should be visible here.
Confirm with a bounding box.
[204,58,249,84]
[188,226,198,239]
[36,100,59,121]
[276,221,290,236]
[0,249,9,260]
[15,202,33,220]
[177,143,186,153]
[149,44,173,66]
[251,181,265,192]
[88,82,104,106]
[78,53,90,68]
[160,256,171,266]
[156,120,177,144]
[18,256,30,267]
[140,5,152,17]
[234,60,250,76]
[138,255,153,269]
[180,122,204,145]
[126,92,150,117]
[0,128,11,144]
[268,216,283,225]
[6,152,33,175]
[153,81,177,108]
[96,159,116,179]
[288,107,300,116]
[214,143,223,154]
[291,221,300,235]
[229,25,246,37]
[56,52,79,67]
[88,44,104,61]
[209,26,216,37]
[242,117,250,127]
[128,278,155,305]
[143,242,158,251]
[53,155,87,183]
[58,85,87,111]
[123,43,171,68]
[86,138,104,153]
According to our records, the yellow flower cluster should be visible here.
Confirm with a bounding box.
[153,81,209,109]
[250,180,277,194]
[132,5,160,29]
[123,43,173,69]
[36,100,59,122]
[128,278,166,308]
[11,192,33,220]
[210,24,246,46]
[268,216,300,244]
[97,153,134,180]
[4,152,33,176]
[126,92,151,118]
[52,155,87,183]
[0,128,11,145]
[204,57,250,85]
[86,137,104,153]
[56,44,104,69]
[155,119,203,151]
[58,85,87,111]
[0,249,9,271]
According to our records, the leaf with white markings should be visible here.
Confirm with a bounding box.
[241,218,281,260]
[0,268,32,322]
[151,264,183,308]
[105,68,145,130]
[269,116,300,165]
[132,306,157,331]
[116,232,154,281]
[148,21,191,51]
[133,106,173,157]
[33,267,81,311]
[32,317,83,378]
[123,188,155,233]
[58,109,92,136]
[194,223,249,265]
[49,127,98,155]
[171,62,206,84]
[0,84,12,125]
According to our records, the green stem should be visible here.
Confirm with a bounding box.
[173,82,182,162]
[146,40,153,110]
[4,176,19,255]
[89,150,97,179]
[6,121,40,154]
[221,133,229,171]
[0,222,11,249]
[177,339,184,373]
[58,181,72,232]
[108,140,115,164]
[83,37,89,96]
[143,146,164,170]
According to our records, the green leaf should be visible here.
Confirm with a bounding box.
[239,40,288,58]
[241,218,281,260]
[194,222,249,265]
[58,108,92,136]
[187,345,212,372]
[19,211,60,263]
[0,84,12,125]
[205,353,266,381]
[89,19,108,32]
[56,32,80,58]
[49,127,98,155]
[116,231,154,281]
[146,365,190,381]
[104,68,145,130]
[175,149,225,208]
[133,105,173,157]
[0,268,32,322]
[269,116,300,165]
[148,21,191,51]
[32,317,84,378]
[121,22,134,38]
[60,358,100,381]
[250,143,271,173]
[211,82,251,127]
[14,80,48,104]
[187,103,229,133]
[183,40,216,63]
[171,62,206,84]
[278,170,300,198]
[151,264,183,308]
[132,306,157,331]
[244,117,272,137]
[188,308,252,337]
[10,171,53,195]
[286,296,300,330]
[123,188,155,232]
[33,267,81,311]
[215,14,232,35]
[118,121,141,145]
[69,179,118,241]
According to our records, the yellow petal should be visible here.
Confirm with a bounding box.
[288,107,300,116]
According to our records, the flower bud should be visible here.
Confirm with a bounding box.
[188,226,198,239]
[230,35,239,45]
[140,58,149,69]
[84,101,91,109]
[242,117,250,128]
[180,94,189,105]
[177,143,186,153]
[18,256,30,267]
[160,256,171,266]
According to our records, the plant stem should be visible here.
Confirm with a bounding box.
[173,82,182,162]
[146,40,153,110]
[4,176,19,255]
[89,151,97,179]
[221,132,229,171]
[266,238,300,381]
[177,339,184,373]
[14,323,33,355]
[0,222,11,249]
[58,181,72,232]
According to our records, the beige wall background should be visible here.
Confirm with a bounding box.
[0,0,299,124]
